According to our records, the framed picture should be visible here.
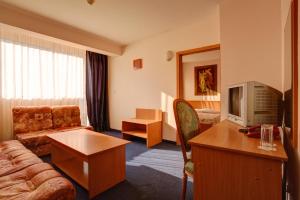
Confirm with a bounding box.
[194,64,217,96]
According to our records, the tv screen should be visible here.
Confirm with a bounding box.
[229,86,243,117]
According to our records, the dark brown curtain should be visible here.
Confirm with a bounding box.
[86,51,110,131]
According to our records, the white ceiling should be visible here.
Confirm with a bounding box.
[1,0,219,45]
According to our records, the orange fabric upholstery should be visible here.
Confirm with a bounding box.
[12,106,53,134]
[15,130,55,147]
[0,140,75,200]
[12,105,89,156]
[52,106,81,129]
[15,130,55,156]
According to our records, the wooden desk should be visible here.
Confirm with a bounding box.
[189,120,288,200]
[47,129,130,199]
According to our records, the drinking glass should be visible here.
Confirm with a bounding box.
[260,124,274,151]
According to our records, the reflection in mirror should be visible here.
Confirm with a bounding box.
[181,49,221,127]
[182,50,221,102]
[284,6,292,137]
[176,44,221,138]
[283,0,298,199]
[181,49,221,112]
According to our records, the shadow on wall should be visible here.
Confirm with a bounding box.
[161,92,177,141]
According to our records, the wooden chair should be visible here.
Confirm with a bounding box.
[173,99,201,200]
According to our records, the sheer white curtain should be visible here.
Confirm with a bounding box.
[0,23,87,141]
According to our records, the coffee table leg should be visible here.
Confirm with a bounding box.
[88,145,126,199]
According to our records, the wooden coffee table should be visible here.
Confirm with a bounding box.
[47,129,130,199]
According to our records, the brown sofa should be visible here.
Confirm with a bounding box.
[0,140,75,200]
[12,105,91,156]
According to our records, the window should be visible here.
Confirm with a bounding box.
[1,41,85,100]
[0,23,87,141]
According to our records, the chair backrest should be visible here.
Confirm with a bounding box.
[136,108,162,121]
[173,99,201,161]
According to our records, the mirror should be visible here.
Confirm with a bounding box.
[283,0,298,199]
[181,49,221,110]
[283,0,298,148]
[284,2,293,138]
[176,44,221,138]
[176,44,221,111]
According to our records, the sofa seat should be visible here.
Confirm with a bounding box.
[15,126,92,156]
[16,126,92,146]
[54,125,93,132]
[0,141,42,176]
[15,130,55,157]
[0,140,75,200]
[15,130,55,147]
[13,105,92,156]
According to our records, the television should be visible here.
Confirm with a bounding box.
[228,81,283,127]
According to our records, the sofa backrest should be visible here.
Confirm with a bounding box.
[51,105,81,129]
[12,106,53,134]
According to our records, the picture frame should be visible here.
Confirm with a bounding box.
[194,64,217,96]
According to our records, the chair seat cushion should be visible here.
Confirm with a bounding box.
[184,160,194,175]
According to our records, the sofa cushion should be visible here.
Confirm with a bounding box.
[0,140,75,200]
[0,140,42,177]
[12,106,53,134]
[0,162,75,200]
[52,106,81,129]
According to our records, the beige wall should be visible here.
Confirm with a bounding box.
[220,0,282,120]
[109,6,220,141]
[183,59,221,101]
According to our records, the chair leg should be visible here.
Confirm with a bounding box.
[181,172,187,200]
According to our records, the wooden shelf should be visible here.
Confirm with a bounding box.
[122,108,162,148]
[122,118,158,125]
[122,131,148,139]
[54,157,89,190]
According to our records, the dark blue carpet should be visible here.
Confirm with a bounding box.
[42,131,193,200]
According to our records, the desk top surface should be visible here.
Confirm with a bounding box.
[48,129,130,157]
[189,120,288,161]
